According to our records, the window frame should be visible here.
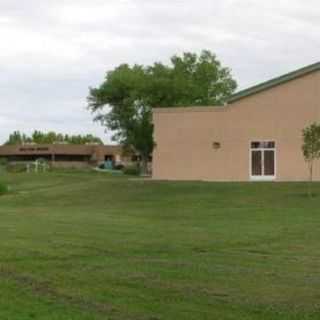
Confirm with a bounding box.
[249,140,276,181]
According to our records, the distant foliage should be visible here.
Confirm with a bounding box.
[0,158,8,174]
[0,183,8,195]
[5,131,103,145]
[6,163,27,173]
[0,158,8,167]
[122,165,141,176]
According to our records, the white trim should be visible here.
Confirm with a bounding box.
[249,140,276,181]
[250,175,275,181]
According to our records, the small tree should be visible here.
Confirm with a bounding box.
[302,123,320,196]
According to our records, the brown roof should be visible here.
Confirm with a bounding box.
[228,61,320,103]
[0,144,123,156]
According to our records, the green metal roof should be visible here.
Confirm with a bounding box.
[228,61,320,103]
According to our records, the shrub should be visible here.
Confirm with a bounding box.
[114,164,124,170]
[0,158,8,172]
[0,158,8,167]
[122,165,140,176]
[0,183,8,195]
[7,163,27,173]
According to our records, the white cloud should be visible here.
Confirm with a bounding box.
[0,0,319,144]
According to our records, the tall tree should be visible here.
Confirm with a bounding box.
[88,50,237,173]
[6,131,32,145]
[302,123,320,196]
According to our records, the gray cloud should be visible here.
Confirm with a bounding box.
[0,0,319,143]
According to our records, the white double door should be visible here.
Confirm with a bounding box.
[251,148,275,180]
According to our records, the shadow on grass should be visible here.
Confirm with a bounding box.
[287,192,319,199]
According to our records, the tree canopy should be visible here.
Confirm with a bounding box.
[88,50,237,171]
[5,131,103,145]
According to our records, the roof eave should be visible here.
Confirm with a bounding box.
[228,61,320,104]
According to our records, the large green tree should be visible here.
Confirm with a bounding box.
[88,50,237,173]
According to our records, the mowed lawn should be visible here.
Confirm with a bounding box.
[1,171,320,319]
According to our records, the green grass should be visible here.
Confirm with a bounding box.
[1,171,320,319]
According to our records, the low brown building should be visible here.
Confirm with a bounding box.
[0,144,133,168]
[153,62,320,181]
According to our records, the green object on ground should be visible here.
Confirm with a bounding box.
[0,171,320,319]
[0,182,7,194]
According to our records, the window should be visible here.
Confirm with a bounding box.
[251,141,275,149]
[7,154,51,162]
[250,141,276,180]
[55,154,90,162]
[105,155,114,161]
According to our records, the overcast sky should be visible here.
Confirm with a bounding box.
[1,0,319,144]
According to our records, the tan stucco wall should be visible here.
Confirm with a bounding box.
[152,70,320,181]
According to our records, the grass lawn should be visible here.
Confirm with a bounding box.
[1,171,320,319]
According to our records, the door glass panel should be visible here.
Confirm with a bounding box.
[251,151,262,176]
[251,141,275,149]
[265,141,275,148]
[264,150,275,176]
[251,142,261,149]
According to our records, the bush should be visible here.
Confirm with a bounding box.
[0,158,8,172]
[7,163,27,173]
[122,165,140,176]
[0,158,8,167]
[0,183,8,195]
[114,164,124,170]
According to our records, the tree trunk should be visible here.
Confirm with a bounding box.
[308,161,313,198]
[140,156,149,176]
